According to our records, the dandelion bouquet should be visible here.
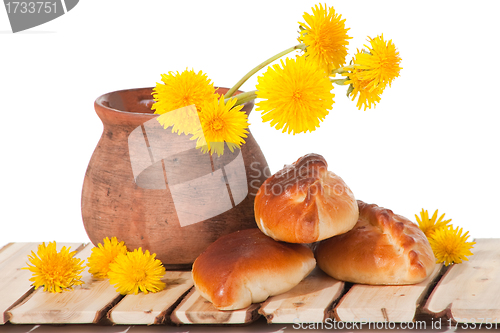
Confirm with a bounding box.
[152,4,402,157]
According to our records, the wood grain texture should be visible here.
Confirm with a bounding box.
[108,271,193,325]
[7,244,122,324]
[0,243,34,265]
[424,239,500,323]
[170,288,260,324]
[4,240,499,326]
[335,264,443,323]
[259,268,344,323]
[0,242,84,325]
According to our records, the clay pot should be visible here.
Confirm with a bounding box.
[81,87,269,269]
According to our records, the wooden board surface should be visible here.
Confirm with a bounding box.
[0,242,84,325]
[170,288,261,325]
[108,271,193,325]
[0,240,497,326]
[7,244,122,324]
[259,268,344,324]
[335,264,443,323]
[424,238,500,323]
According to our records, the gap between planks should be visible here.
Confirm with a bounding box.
[259,267,345,324]
[108,271,194,325]
[171,288,261,325]
[334,264,444,323]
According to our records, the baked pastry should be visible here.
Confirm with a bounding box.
[254,153,359,243]
[315,200,436,285]
[192,228,316,310]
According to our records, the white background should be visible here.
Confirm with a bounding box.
[1,0,499,248]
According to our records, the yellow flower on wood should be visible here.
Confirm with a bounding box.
[298,3,351,74]
[429,226,475,266]
[108,248,166,295]
[87,237,128,279]
[351,35,402,91]
[415,209,452,238]
[256,56,334,134]
[24,242,85,293]
[152,69,216,114]
[192,95,249,156]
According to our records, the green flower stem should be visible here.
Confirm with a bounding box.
[226,90,258,107]
[225,43,306,98]
[330,78,349,85]
[331,64,358,75]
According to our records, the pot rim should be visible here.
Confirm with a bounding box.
[95,87,158,117]
[94,86,252,117]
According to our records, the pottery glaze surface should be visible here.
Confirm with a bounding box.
[81,87,269,268]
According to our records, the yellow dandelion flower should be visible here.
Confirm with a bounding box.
[87,237,128,279]
[415,209,452,238]
[256,56,334,135]
[108,248,166,295]
[352,35,402,91]
[192,95,249,156]
[298,3,351,74]
[156,104,201,136]
[429,226,475,266]
[24,242,85,293]
[344,66,385,111]
[152,69,216,115]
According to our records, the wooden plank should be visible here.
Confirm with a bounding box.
[0,242,84,325]
[0,243,33,265]
[171,288,260,324]
[259,268,344,323]
[108,271,193,325]
[424,238,500,323]
[335,264,443,323]
[7,243,123,324]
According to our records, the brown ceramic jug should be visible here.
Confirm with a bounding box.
[81,87,269,269]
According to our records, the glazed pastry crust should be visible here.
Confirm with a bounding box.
[254,153,359,243]
[315,200,436,285]
[192,228,316,310]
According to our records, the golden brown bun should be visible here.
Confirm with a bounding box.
[254,153,359,243]
[192,228,316,310]
[315,200,436,285]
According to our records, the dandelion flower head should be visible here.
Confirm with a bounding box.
[352,35,402,91]
[25,241,85,293]
[87,237,128,279]
[152,69,216,114]
[108,247,166,295]
[192,96,249,156]
[157,104,201,136]
[256,55,334,135]
[429,226,475,266]
[344,64,385,110]
[416,209,452,238]
[298,4,351,74]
